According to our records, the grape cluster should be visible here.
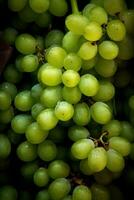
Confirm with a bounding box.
[0,0,134,199]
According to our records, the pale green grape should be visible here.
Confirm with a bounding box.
[78,41,97,60]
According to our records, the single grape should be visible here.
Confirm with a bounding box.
[37,108,58,131]
[99,41,119,60]
[15,33,37,54]
[0,82,17,100]
[73,103,91,126]
[17,141,37,162]
[35,12,51,28]
[63,53,82,71]
[8,0,27,11]
[71,138,95,159]
[104,0,127,16]
[65,14,89,35]
[45,30,64,48]
[62,86,82,104]
[62,70,80,87]
[49,0,68,17]
[109,136,131,156]
[88,147,107,172]
[0,185,18,200]
[0,134,11,159]
[79,74,99,96]
[84,22,103,42]
[46,46,67,68]
[48,178,71,200]
[90,102,112,124]
[29,0,49,13]
[33,167,49,187]
[91,183,110,200]
[25,122,48,144]
[2,27,18,45]
[106,149,125,172]
[72,185,92,200]
[102,120,122,138]
[0,90,11,111]
[68,125,90,142]
[48,160,70,179]
[78,41,97,60]
[107,19,126,41]
[18,4,37,23]
[54,101,74,121]
[38,140,57,161]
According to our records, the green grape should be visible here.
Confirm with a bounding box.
[34,167,49,187]
[46,46,67,68]
[79,74,99,97]
[88,147,107,172]
[11,114,32,134]
[83,4,96,19]
[8,0,27,11]
[26,122,48,144]
[37,108,58,131]
[102,120,122,138]
[82,56,97,70]
[38,140,57,161]
[0,134,11,159]
[84,22,103,42]
[48,160,70,179]
[20,54,39,72]
[54,101,74,121]
[120,121,134,142]
[62,86,82,104]
[104,0,127,16]
[80,159,93,175]
[36,190,50,200]
[14,90,34,111]
[65,14,89,35]
[95,57,117,77]
[92,80,115,102]
[119,9,134,36]
[29,0,49,13]
[90,102,112,124]
[31,84,43,101]
[15,33,37,54]
[0,82,17,100]
[91,183,110,200]
[36,36,44,49]
[94,168,113,185]
[78,41,97,60]
[129,95,134,110]
[2,27,18,45]
[17,141,37,162]
[88,6,108,25]
[48,127,65,143]
[45,30,64,48]
[117,35,134,60]
[0,90,11,111]
[40,86,62,108]
[73,103,91,126]
[68,125,90,141]
[48,178,71,200]
[31,103,44,119]
[91,0,104,7]
[106,19,126,41]
[109,136,131,156]
[72,185,92,200]
[62,70,80,87]
[0,185,18,200]
[3,64,22,83]
[18,4,37,23]
[21,161,38,181]
[62,31,80,53]
[35,11,51,28]
[71,138,95,160]
[63,196,72,200]
[8,129,22,145]
[99,41,119,60]
[63,53,82,71]
[0,107,14,124]
[106,149,125,172]
[49,0,68,17]
[40,65,62,86]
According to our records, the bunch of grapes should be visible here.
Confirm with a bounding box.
[0,0,134,199]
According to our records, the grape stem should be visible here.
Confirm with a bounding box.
[70,0,79,14]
